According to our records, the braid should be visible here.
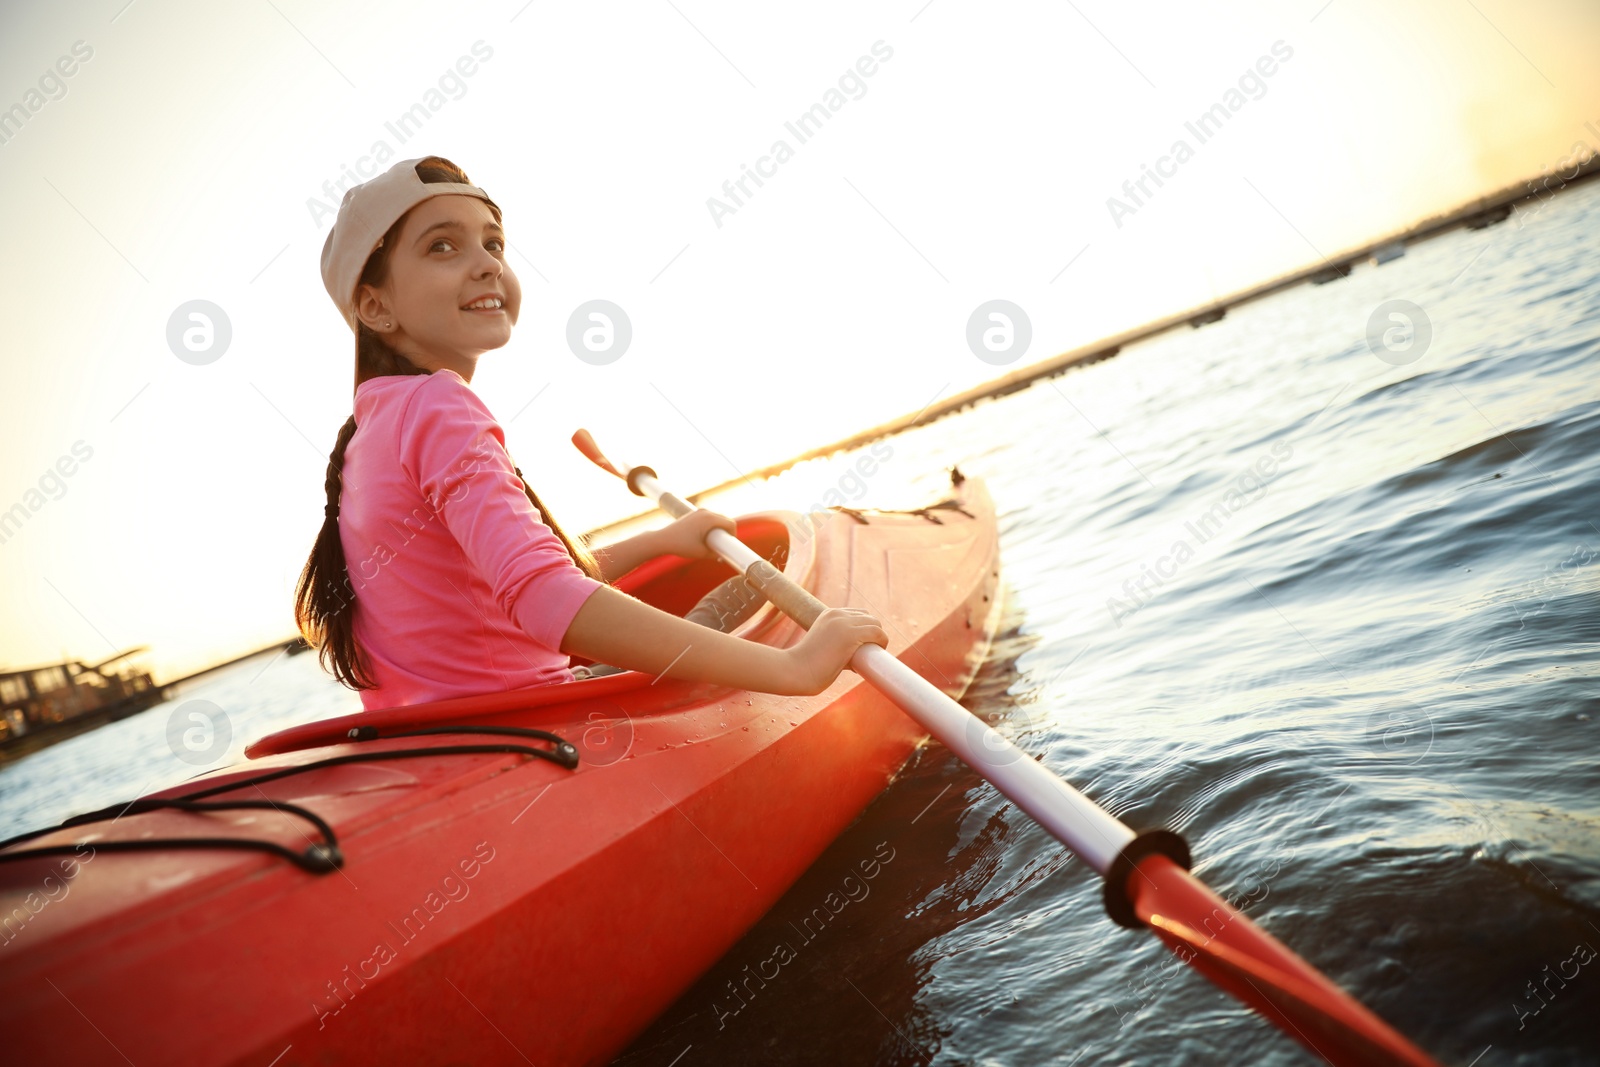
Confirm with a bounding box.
[294,413,377,690]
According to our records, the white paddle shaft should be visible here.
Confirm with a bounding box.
[628,466,1137,875]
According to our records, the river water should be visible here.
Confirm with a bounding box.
[4,177,1598,1066]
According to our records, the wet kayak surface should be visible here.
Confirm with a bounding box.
[4,180,1599,1066]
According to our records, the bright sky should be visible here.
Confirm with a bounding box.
[1,0,1596,684]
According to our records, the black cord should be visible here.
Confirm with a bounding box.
[4,838,343,875]
[180,742,576,801]
[0,725,579,876]
[0,798,343,873]
[343,723,578,755]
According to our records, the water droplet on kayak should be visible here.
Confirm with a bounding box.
[741,726,750,731]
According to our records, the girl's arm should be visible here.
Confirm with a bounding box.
[589,529,665,583]
[589,509,740,583]
[560,584,886,696]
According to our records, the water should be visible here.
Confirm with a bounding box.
[5,179,1599,1065]
[616,180,1600,1066]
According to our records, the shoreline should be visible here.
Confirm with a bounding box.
[153,637,304,690]
[578,157,1600,541]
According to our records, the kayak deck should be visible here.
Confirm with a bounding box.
[0,476,1001,1066]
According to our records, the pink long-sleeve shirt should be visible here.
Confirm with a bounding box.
[338,367,606,710]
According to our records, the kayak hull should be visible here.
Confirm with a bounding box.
[0,477,1000,1066]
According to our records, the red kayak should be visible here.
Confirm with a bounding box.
[0,473,1000,1066]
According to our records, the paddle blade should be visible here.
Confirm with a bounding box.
[571,428,624,479]
[1129,856,1439,1067]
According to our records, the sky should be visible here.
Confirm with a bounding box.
[0,0,1597,685]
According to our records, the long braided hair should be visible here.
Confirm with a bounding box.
[294,156,602,691]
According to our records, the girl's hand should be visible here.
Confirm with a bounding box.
[652,509,737,561]
[783,607,889,695]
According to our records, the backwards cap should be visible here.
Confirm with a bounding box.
[319,156,500,335]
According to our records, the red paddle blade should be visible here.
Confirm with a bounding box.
[1130,856,1439,1067]
[571,428,624,479]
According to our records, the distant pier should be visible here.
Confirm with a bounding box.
[0,636,308,765]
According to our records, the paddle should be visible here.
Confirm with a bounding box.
[572,429,1441,1067]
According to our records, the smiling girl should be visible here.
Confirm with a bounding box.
[295,155,884,709]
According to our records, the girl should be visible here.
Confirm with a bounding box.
[295,155,885,709]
